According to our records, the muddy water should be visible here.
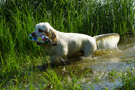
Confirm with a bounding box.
[54,36,135,89]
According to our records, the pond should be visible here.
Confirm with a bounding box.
[53,36,135,89]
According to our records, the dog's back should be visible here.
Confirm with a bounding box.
[94,33,120,50]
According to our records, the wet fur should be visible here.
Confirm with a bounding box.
[31,22,120,64]
[94,33,120,50]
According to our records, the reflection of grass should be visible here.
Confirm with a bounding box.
[0,0,135,89]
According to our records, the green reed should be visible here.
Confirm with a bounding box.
[0,0,135,89]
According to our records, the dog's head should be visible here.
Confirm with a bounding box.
[31,22,57,45]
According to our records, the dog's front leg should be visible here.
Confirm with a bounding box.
[50,49,68,64]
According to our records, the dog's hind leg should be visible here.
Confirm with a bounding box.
[83,41,97,57]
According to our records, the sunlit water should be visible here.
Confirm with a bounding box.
[54,36,135,89]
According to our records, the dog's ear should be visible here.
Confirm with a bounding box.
[44,29,57,45]
[50,29,57,46]
[50,29,57,41]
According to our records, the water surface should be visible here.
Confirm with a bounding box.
[54,36,135,89]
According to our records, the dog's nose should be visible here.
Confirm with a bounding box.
[31,32,36,37]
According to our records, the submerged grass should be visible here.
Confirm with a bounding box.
[0,0,135,89]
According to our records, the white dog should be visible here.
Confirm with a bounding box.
[31,22,120,64]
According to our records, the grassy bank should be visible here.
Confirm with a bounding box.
[0,0,135,89]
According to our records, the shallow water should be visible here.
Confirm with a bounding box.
[54,36,135,89]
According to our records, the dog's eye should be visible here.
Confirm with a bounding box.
[39,28,43,32]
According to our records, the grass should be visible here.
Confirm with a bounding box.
[2,68,84,90]
[0,0,135,89]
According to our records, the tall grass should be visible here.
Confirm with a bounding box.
[0,0,135,89]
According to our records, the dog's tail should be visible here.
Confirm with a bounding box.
[94,33,120,50]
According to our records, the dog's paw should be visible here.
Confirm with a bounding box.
[50,57,69,66]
